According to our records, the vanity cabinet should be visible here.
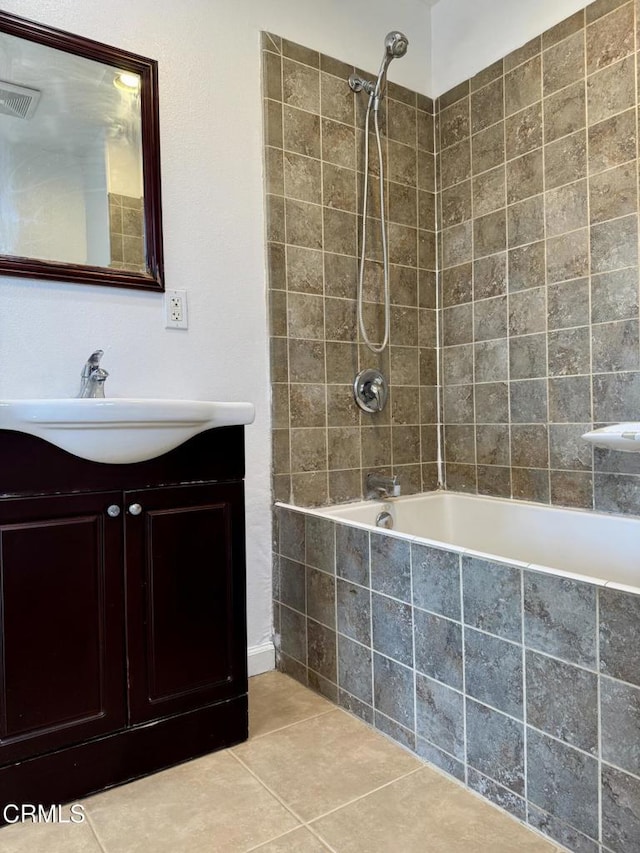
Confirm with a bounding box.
[0,490,125,766]
[125,481,244,724]
[0,427,248,814]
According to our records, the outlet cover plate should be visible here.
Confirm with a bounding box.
[164,289,188,329]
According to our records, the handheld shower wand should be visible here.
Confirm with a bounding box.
[372,32,409,109]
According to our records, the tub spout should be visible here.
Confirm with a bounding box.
[367,472,401,499]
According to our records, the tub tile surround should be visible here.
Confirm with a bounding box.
[267,6,640,853]
[266,3,640,519]
[263,33,438,507]
[438,0,640,515]
[275,505,640,853]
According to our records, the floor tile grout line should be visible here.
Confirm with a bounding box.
[82,807,111,853]
[305,765,425,826]
[230,745,422,850]
[299,822,339,853]
[238,696,428,832]
[228,748,312,829]
[243,823,335,853]
[241,705,339,742]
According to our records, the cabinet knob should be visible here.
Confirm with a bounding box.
[106,505,121,518]
[128,503,143,516]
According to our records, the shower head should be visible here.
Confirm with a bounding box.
[348,29,409,103]
[384,31,409,59]
[377,31,408,84]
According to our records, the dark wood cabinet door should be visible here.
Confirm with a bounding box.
[125,482,247,724]
[0,492,125,765]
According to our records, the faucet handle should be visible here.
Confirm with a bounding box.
[81,350,104,377]
[86,349,104,367]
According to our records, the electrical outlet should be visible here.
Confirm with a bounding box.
[164,289,188,329]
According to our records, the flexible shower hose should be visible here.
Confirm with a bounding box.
[357,89,391,354]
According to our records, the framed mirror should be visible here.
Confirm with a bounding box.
[0,11,164,291]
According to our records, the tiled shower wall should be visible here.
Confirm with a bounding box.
[263,33,438,507]
[108,193,145,273]
[439,0,640,515]
[275,505,640,853]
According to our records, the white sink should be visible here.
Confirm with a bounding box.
[0,398,255,464]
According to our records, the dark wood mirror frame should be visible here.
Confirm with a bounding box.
[0,10,164,292]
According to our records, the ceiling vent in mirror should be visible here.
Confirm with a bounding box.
[0,80,41,120]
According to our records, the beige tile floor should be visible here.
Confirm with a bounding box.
[0,671,565,852]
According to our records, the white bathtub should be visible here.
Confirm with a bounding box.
[301,491,640,592]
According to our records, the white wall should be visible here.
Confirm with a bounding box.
[432,0,590,95]
[0,0,432,663]
[83,145,110,267]
[0,140,88,262]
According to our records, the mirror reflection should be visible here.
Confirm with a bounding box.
[0,11,163,290]
[0,32,145,272]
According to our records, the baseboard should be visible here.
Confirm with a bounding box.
[247,642,275,676]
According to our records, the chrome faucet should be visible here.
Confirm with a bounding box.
[78,349,109,398]
[366,472,401,500]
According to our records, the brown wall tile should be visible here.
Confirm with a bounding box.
[388,99,418,147]
[507,149,543,204]
[473,167,506,217]
[442,180,472,227]
[267,15,640,518]
[544,81,586,143]
[474,253,507,299]
[591,214,638,272]
[475,339,508,382]
[588,108,637,174]
[470,77,504,134]
[586,2,634,73]
[508,241,546,291]
[546,229,589,283]
[473,209,507,258]
[263,51,282,101]
[591,268,639,323]
[544,130,587,189]
[548,279,590,330]
[542,10,585,48]
[441,138,471,188]
[472,122,505,174]
[508,195,545,248]
[543,31,585,95]
[505,37,541,71]
[321,72,354,125]
[264,34,436,506]
[589,162,638,223]
[505,55,542,116]
[441,97,470,149]
[282,58,320,112]
[505,103,543,159]
[510,333,547,380]
[471,59,504,92]
[587,55,635,125]
[545,180,588,237]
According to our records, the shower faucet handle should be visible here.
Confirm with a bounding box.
[354,368,388,413]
